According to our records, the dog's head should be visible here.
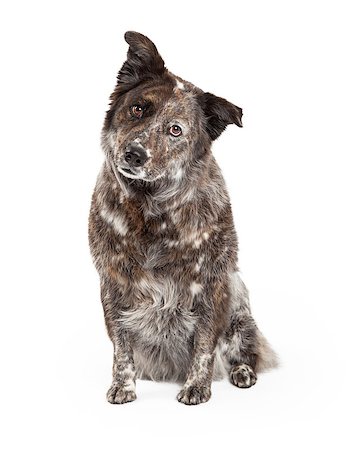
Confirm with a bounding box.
[102,31,242,183]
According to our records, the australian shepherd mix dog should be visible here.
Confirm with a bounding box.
[88,31,278,405]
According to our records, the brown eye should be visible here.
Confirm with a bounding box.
[169,124,182,137]
[130,105,144,118]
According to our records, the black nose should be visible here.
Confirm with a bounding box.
[124,144,148,168]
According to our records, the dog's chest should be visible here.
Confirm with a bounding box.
[120,274,198,350]
[99,198,205,347]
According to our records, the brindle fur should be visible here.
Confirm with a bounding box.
[88,31,278,405]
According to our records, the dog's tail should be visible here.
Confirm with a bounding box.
[255,329,279,372]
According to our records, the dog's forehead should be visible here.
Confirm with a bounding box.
[130,75,199,116]
[163,88,198,116]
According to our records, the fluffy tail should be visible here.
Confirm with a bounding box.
[255,329,279,373]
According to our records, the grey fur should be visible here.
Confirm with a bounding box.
[88,31,278,405]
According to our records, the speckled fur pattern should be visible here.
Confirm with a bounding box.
[88,31,278,405]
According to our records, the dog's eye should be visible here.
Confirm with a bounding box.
[169,125,182,137]
[130,105,144,118]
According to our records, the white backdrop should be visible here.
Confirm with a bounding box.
[1,1,359,449]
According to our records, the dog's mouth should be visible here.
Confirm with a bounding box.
[121,167,135,175]
[117,164,166,182]
[117,165,145,180]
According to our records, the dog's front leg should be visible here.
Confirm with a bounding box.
[106,332,136,404]
[177,280,229,405]
[177,326,217,405]
[177,304,222,406]
[101,281,136,404]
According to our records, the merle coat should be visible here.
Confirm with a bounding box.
[88,31,277,405]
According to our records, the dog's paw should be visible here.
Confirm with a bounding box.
[106,383,137,404]
[230,364,257,388]
[177,385,211,405]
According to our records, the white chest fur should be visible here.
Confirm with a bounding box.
[118,275,198,381]
[120,274,197,345]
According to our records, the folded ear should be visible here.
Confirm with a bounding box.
[117,31,165,88]
[198,92,243,141]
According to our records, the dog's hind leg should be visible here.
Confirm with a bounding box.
[221,273,278,388]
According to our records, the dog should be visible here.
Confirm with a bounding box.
[88,31,278,405]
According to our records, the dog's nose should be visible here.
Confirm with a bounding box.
[124,144,148,168]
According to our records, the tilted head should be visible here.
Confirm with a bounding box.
[102,31,243,184]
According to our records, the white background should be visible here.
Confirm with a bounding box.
[0,0,359,448]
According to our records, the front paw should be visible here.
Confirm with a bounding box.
[230,364,257,388]
[177,385,211,405]
[106,382,136,404]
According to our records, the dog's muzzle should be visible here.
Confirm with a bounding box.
[124,143,148,168]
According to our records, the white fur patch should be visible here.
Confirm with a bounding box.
[123,378,136,391]
[176,79,185,90]
[193,239,202,249]
[183,353,212,388]
[172,167,183,181]
[122,363,136,379]
[118,363,136,391]
[167,239,179,247]
[194,255,205,272]
[190,282,203,296]
[100,206,128,236]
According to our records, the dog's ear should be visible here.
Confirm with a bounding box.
[117,31,165,88]
[198,92,243,141]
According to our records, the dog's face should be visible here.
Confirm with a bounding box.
[106,78,205,182]
[102,32,243,183]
